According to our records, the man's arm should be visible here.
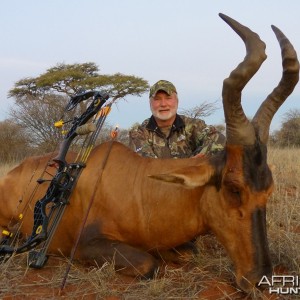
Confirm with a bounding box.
[193,124,225,156]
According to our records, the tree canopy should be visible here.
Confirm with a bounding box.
[9,62,149,101]
[8,62,149,152]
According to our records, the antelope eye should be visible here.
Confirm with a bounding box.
[225,186,242,207]
[231,189,241,196]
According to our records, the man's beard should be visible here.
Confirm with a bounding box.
[151,108,176,121]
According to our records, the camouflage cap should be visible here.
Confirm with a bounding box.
[149,80,177,98]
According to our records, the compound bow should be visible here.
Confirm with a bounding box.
[0,90,111,268]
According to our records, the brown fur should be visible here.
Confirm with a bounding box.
[0,141,273,291]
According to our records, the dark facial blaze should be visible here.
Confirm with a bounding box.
[252,207,272,274]
[242,141,273,287]
[242,141,273,192]
[209,141,274,290]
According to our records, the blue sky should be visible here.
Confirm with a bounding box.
[1,0,300,131]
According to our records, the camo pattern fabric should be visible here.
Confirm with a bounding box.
[149,80,177,98]
[129,114,225,159]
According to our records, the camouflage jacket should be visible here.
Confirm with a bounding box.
[129,114,225,158]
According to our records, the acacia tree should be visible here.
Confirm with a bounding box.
[9,62,148,100]
[8,62,149,152]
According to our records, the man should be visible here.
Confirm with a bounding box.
[129,80,225,158]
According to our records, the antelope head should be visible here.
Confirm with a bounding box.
[215,13,299,291]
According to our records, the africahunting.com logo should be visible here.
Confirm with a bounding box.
[258,275,300,295]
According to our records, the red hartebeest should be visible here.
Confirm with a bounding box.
[0,14,298,292]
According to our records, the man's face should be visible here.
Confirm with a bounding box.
[150,91,178,124]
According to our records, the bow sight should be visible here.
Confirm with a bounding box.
[0,90,110,268]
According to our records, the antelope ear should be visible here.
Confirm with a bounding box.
[149,165,215,188]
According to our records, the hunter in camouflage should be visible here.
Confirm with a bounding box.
[129,80,225,158]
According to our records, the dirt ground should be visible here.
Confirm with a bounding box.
[0,248,289,300]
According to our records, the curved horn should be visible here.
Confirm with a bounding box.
[219,13,267,145]
[252,26,299,144]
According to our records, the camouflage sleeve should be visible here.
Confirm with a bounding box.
[129,127,157,158]
[182,116,225,156]
[193,124,226,156]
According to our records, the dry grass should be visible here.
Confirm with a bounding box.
[0,147,299,299]
[267,147,300,275]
